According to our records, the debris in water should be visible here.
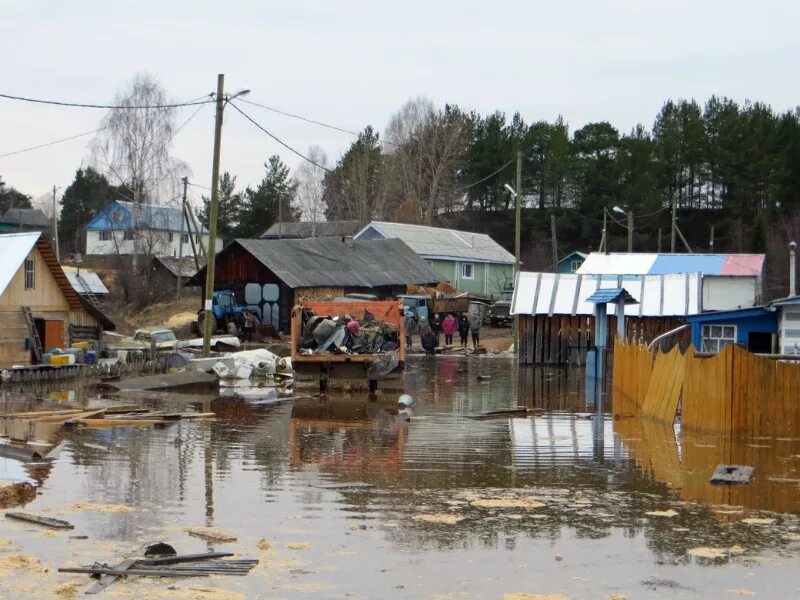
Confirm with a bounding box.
[66,502,136,513]
[53,582,80,597]
[710,465,754,485]
[184,527,237,543]
[287,542,312,550]
[470,498,544,509]
[503,594,570,600]
[554,554,563,561]
[256,539,271,551]
[5,512,74,529]
[645,509,679,518]
[741,518,775,525]
[397,394,414,407]
[687,547,729,559]
[477,375,492,381]
[726,589,756,596]
[412,514,463,525]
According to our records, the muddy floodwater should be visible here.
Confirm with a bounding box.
[1,356,800,599]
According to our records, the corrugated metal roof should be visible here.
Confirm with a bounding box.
[0,232,39,296]
[355,221,515,264]
[511,272,701,317]
[0,208,51,227]
[153,256,201,278]
[86,200,209,234]
[62,268,110,295]
[195,237,440,289]
[262,220,361,239]
[577,252,764,276]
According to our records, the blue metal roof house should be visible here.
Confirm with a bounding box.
[85,200,219,257]
[685,306,778,354]
[557,251,587,274]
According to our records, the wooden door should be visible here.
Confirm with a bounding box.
[43,320,64,350]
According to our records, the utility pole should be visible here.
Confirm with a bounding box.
[202,74,225,358]
[627,210,633,253]
[278,199,282,240]
[52,186,60,262]
[670,200,677,253]
[598,209,607,253]
[709,225,715,254]
[177,176,188,299]
[550,214,558,271]
[514,150,522,355]
[657,228,662,253]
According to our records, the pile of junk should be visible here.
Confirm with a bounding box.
[298,309,400,356]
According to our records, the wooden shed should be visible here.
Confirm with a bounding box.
[0,232,114,367]
[189,237,440,332]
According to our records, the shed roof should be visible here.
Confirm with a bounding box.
[193,237,440,289]
[577,252,764,277]
[0,208,51,228]
[684,306,775,323]
[355,221,514,264]
[62,267,110,295]
[262,220,361,239]
[153,256,201,278]
[585,288,638,305]
[511,271,701,317]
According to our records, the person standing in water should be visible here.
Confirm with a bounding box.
[442,313,457,345]
[469,311,482,349]
[458,315,470,349]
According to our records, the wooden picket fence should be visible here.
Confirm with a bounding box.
[612,341,800,437]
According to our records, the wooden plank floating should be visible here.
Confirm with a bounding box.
[96,370,219,392]
[5,512,74,529]
[85,559,138,595]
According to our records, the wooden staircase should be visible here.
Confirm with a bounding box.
[21,306,43,363]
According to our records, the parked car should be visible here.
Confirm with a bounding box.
[118,327,178,351]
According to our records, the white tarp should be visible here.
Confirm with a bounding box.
[511,272,702,317]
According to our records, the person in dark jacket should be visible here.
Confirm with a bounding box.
[458,315,470,349]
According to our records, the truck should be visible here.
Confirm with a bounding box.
[291,300,406,392]
[398,293,470,320]
[487,285,514,327]
[196,290,259,333]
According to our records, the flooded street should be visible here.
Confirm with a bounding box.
[1,356,800,599]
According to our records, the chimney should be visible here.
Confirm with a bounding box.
[790,241,797,297]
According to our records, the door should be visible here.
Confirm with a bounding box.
[44,320,64,350]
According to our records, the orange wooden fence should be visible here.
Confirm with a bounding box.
[612,342,800,437]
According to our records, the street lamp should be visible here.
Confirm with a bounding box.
[504,183,517,197]
[202,76,250,357]
[611,206,634,253]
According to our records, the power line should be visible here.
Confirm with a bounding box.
[0,91,214,110]
[239,97,399,148]
[451,159,515,195]
[229,102,333,173]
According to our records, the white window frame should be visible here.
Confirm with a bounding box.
[461,263,474,279]
[24,256,35,290]
[701,323,737,353]
[99,230,111,241]
[570,259,582,273]
[123,230,135,241]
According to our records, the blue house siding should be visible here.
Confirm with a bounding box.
[685,308,777,351]
[557,251,587,274]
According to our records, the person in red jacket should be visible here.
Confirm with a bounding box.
[441,313,457,345]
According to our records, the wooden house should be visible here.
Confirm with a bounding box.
[189,237,440,332]
[0,232,114,367]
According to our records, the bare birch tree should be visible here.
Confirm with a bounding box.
[293,146,328,234]
[384,97,469,224]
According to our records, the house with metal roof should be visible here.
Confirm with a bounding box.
[557,251,588,274]
[189,237,439,332]
[0,232,114,366]
[261,220,361,240]
[577,252,765,311]
[354,221,514,297]
[0,208,52,234]
[85,200,221,258]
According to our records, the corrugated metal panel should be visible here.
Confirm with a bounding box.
[62,268,110,295]
[578,252,765,276]
[356,221,515,264]
[512,271,701,317]
[0,232,40,296]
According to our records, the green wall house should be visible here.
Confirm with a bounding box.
[355,221,514,297]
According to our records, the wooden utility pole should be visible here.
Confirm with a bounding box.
[709,225,715,253]
[550,214,558,271]
[514,150,522,355]
[670,200,677,253]
[657,228,662,253]
[627,210,633,253]
[202,74,225,358]
[177,176,188,299]
[52,186,60,262]
[598,209,607,253]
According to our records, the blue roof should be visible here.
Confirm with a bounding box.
[684,306,774,323]
[649,254,725,275]
[585,288,638,305]
[770,295,800,306]
[86,200,207,234]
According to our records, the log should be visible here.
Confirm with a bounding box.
[5,512,74,529]
[77,419,164,428]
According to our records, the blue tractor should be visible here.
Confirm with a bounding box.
[196,290,259,334]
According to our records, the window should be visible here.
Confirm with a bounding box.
[182,233,190,244]
[570,259,583,273]
[99,230,111,241]
[168,232,174,243]
[461,263,474,279]
[701,324,736,353]
[24,256,34,290]
[123,230,134,241]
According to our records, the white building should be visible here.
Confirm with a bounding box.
[85,200,220,257]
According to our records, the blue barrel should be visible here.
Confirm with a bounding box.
[85,350,97,365]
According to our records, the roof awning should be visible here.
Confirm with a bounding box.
[585,288,638,305]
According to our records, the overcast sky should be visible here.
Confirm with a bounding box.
[1,0,799,208]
